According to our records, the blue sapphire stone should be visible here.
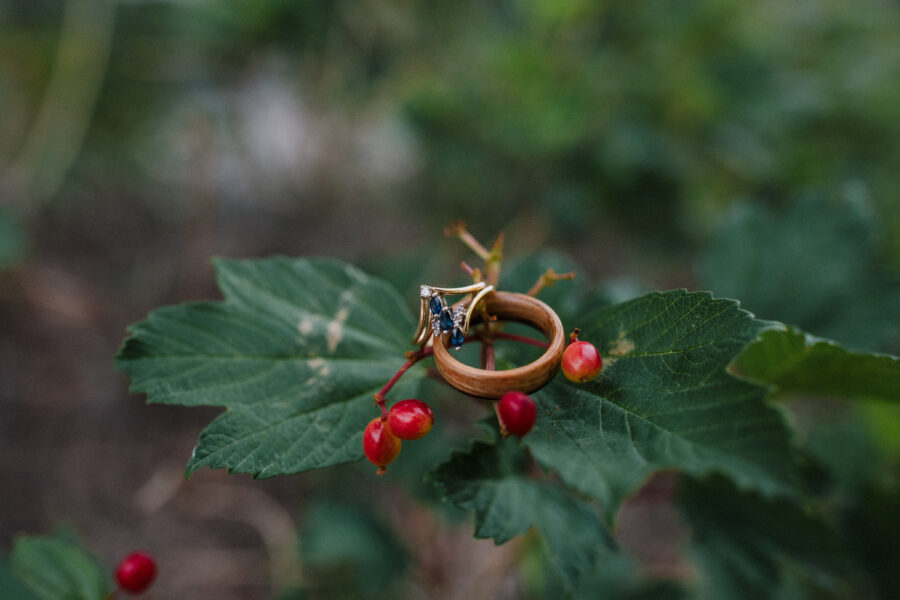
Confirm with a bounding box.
[439,307,453,331]
[429,296,443,315]
[450,327,465,348]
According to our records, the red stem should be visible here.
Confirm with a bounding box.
[492,331,549,349]
[373,330,547,413]
[481,340,496,371]
[379,358,416,399]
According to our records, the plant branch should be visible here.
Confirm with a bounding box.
[445,222,491,261]
[460,261,484,282]
[492,331,549,349]
[485,232,504,287]
[526,268,576,297]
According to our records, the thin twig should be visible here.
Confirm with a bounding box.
[526,268,576,297]
[445,222,491,261]
[492,331,549,349]
[460,261,484,282]
[485,232,504,286]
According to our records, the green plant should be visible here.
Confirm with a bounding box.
[105,219,900,597]
[5,530,121,600]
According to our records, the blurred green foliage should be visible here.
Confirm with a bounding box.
[4,1,900,598]
[296,500,409,599]
[4,0,900,254]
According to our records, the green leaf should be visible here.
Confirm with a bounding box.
[730,327,900,402]
[116,257,423,477]
[699,195,900,352]
[0,205,27,271]
[525,290,798,518]
[429,436,613,591]
[300,500,408,598]
[842,484,900,600]
[679,476,843,600]
[571,555,688,600]
[0,554,40,600]
[11,531,112,600]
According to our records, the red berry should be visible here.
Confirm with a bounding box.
[497,391,536,437]
[388,399,435,440]
[562,340,603,383]
[115,551,156,595]
[363,417,402,474]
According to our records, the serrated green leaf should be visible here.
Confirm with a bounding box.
[429,437,613,591]
[699,195,900,352]
[116,257,423,477]
[730,327,900,402]
[679,476,843,600]
[525,290,798,519]
[11,531,111,600]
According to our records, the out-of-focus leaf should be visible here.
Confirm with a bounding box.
[525,290,797,519]
[501,250,592,323]
[429,436,613,591]
[571,554,687,600]
[842,484,900,600]
[116,257,423,477]
[0,206,27,271]
[0,554,40,600]
[730,327,900,402]
[679,476,843,600]
[299,500,407,598]
[700,195,900,352]
[11,531,111,600]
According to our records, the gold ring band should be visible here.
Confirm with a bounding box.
[413,281,493,345]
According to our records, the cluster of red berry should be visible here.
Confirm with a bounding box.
[494,334,603,437]
[364,399,435,474]
[364,332,602,471]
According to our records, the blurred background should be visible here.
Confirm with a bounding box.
[2,0,900,598]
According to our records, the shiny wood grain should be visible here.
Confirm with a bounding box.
[432,291,565,398]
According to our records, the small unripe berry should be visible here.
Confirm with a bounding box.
[388,399,435,440]
[562,340,603,383]
[497,391,536,437]
[363,417,402,474]
[115,551,156,595]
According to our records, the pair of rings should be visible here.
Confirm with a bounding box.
[414,281,565,398]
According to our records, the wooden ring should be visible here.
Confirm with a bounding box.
[432,291,565,398]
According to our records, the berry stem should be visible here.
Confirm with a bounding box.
[481,338,496,371]
[378,357,417,400]
[481,335,511,437]
[374,329,548,412]
[494,401,509,437]
[492,331,549,349]
[568,327,581,344]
